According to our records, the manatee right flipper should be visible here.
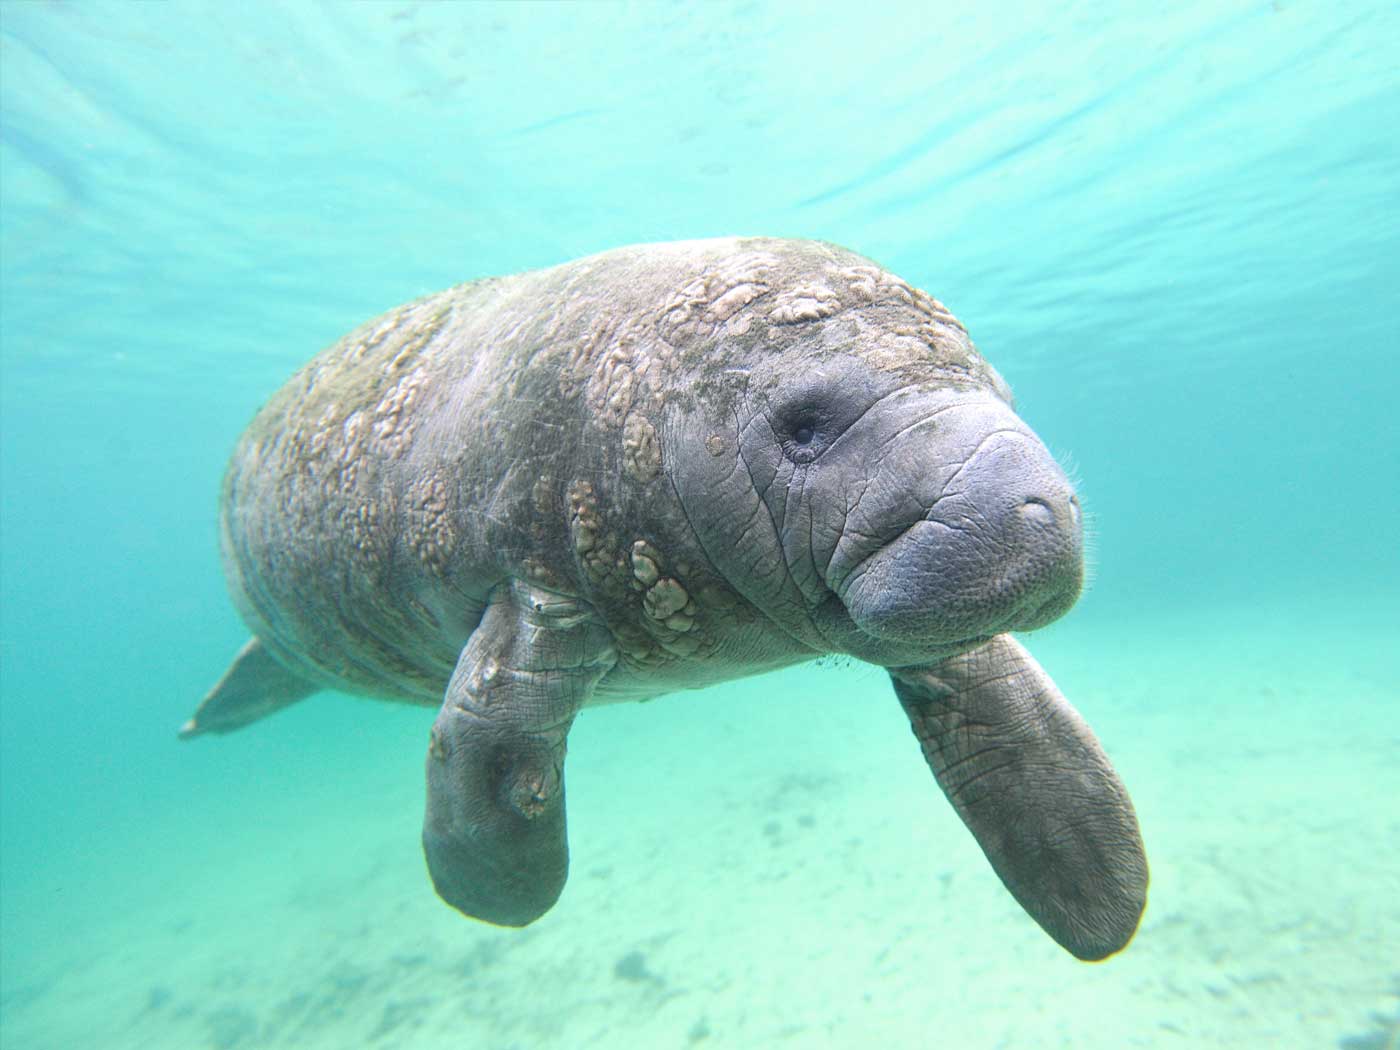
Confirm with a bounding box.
[890,634,1148,961]
[423,581,616,927]
[179,637,318,739]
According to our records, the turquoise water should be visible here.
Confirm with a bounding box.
[1,2,1397,1048]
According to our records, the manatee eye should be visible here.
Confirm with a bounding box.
[771,379,859,464]
[782,414,823,464]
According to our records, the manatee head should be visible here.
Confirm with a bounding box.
[664,260,1082,666]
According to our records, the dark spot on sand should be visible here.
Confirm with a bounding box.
[1338,977,1400,1050]
[614,949,662,985]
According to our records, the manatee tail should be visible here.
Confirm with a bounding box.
[179,637,318,739]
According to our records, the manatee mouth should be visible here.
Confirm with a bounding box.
[1013,587,1078,634]
[833,434,1084,647]
[838,527,1082,645]
[938,588,1074,651]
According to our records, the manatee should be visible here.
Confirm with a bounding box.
[182,237,1148,960]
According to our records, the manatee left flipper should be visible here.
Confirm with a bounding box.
[890,634,1148,961]
[423,581,616,927]
[179,637,318,739]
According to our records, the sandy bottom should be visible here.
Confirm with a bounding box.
[2,596,1397,1049]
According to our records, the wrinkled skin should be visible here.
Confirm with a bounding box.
[184,238,1148,961]
[668,351,1084,665]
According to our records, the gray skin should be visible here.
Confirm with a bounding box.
[183,237,1148,961]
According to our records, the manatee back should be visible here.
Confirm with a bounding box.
[220,281,502,702]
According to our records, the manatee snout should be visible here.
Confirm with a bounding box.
[836,397,1084,646]
[1007,489,1084,628]
[935,427,1084,629]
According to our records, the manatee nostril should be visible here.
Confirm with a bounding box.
[1017,498,1055,528]
[1068,494,1082,529]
